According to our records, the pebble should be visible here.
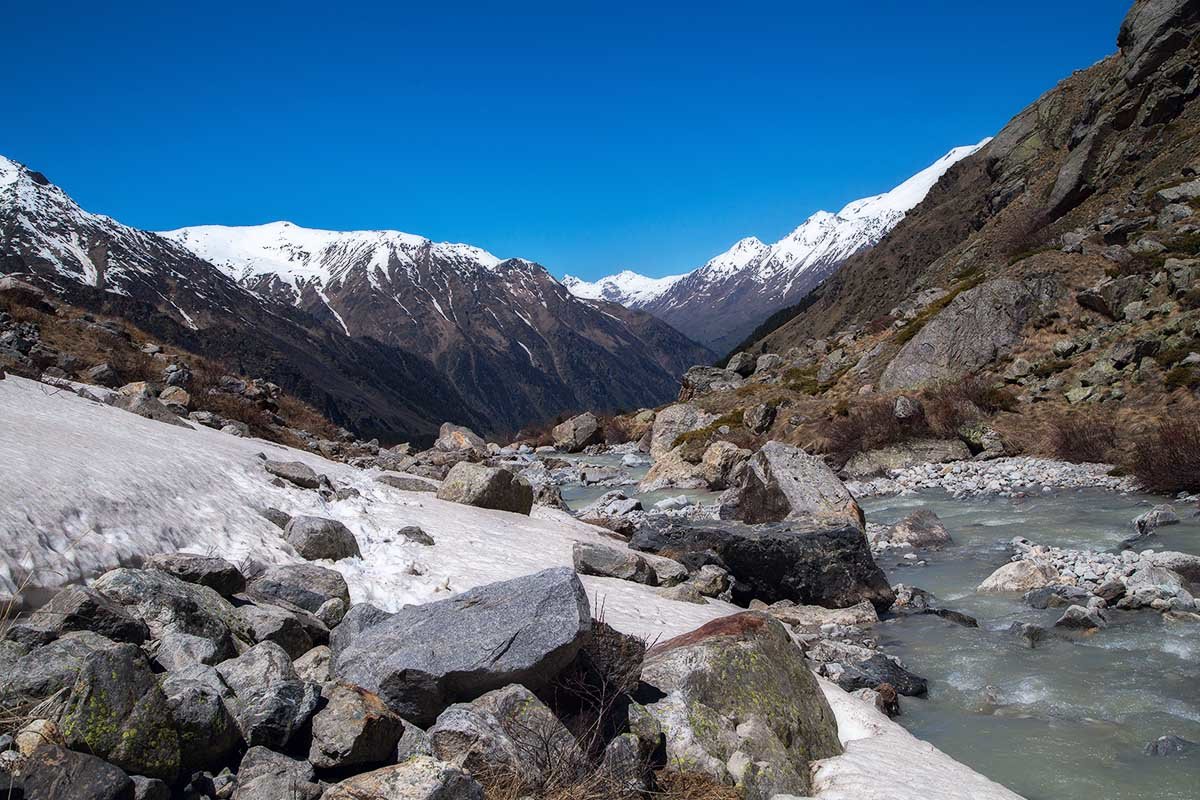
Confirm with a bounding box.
[848,457,1139,499]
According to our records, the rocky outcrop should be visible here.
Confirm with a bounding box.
[648,404,717,460]
[678,366,744,402]
[639,612,842,797]
[631,518,894,610]
[880,277,1059,390]
[332,568,591,726]
[843,438,971,479]
[717,441,865,530]
[552,412,603,452]
[436,463,534,515]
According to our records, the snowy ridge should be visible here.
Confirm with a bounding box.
[561,269,686,305]
[567,140,991,319]
[161,220,506,299]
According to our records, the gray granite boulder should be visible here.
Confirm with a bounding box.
[552,412,604,452]
[264,459,321,489]
[144,553,246,597]
[436,462,533,515]
[284,515,362,561]
[321,755,483,800]
[309,681,405,769]
[333,568,591,726]
[717,441,865,530]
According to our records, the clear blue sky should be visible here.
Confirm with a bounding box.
[5,0,1130,280]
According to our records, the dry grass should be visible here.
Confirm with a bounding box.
[651,771,742,800]
[1126,407,1200,493]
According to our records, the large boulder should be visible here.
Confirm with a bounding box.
[309,682,405,769]
[637,447,707,492]
[886,509,953,549]
[231,746,322,800]
[22,744,134,800]
[436,462,533,515]
[216,642,321,749]
[284,515,362,561]
[1146,551,1200,584]
[160,664,242,773]
[144,553,246,597]
[717,441,865,530]
[58,643,181,780]
[0,631,124,713]
[727,352,757,377]
[631,518,894,611]
[321,755,483,800]
[333,568,591,727]
[111,389,193,428]
[263,459,321,489]
[434,422,487,455]
[26,585,149,644]
[552,412,603,452]
[648,404,718,460]
[977,560,1060,593]
[806,639,928,696]
[572,542,656,585]
[880,276,1058,389]
[678,366,744,402]
[842,438,971,479]
[237,603,316,658]
[249,563,351,614]
[699,440,752,490]
[1075,275,1149,320]
[92,568,249,664]
[639,612,841,797]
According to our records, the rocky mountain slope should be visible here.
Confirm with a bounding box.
[565,142,988,353]
[629,0,1200,498]
[163,221,713,433]
[0,157,711,442]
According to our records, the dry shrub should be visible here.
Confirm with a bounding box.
[921,380,984,437]
[652,771,742,800]
[1043,411,1119,463]
[1126,409,1200,493]
[820,397,910,462]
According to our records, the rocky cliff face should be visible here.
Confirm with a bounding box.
[748,0,1200,362]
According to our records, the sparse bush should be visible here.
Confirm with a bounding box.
[920,380,983,437]
[1043,411,1118,463]
[1164,365,1200,391]
[1126,410,1200,493]
[782,366,821,395]
[1182,289,1200,309]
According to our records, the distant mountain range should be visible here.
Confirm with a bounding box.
[0,155,711,442]
[564,141,989,353]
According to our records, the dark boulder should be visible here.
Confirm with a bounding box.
[216,642,321,749]
[26,585,149,644]
[144,553,246,597]
[309,681,405,769]
[230,747,322,800]
[263,459,321,489]
[248,562,351,614]
[333,568,591,727]
[631,518,894,611]
[22,744,134,800]
[160,664,241,773]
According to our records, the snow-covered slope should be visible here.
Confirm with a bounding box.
[0,373,1023,800]
[568,141,991,352]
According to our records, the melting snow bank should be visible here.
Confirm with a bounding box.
[0,375,1023,799]
[848,456,1139,499]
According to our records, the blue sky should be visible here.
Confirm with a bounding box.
[5,0,1130,280]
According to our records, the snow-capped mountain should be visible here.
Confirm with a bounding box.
[162,221,713,432]
[567,141,991,352]
[1,154,711,440]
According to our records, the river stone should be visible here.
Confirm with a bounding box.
[1024,584,1091,609]
[887,509,953,549]
[880,276,1058,389]
[763,599,879,631]
[639,612,841,797]
[1053,604,1107,631]
[22,743,134,800]
[1144,735,1196,757]
[1133,504,1181,534]
[263,459,321,489]
[572,541,656,585]
[26,585,149,644]
[977,560,1060,593]
[436,462,534,515]
[807,639,928,696]
[249,562,351,614]
[1146,551,1200,584]
[59,643,180,780]
[632,517,894,611]
[232,746,322,800]
[92,567,248,662]
[717,441,865,530]
[434,422,487,454]
[321,755,483,800]
[144,553,246,597]
[843,438,971,479]
[284,515,362,561]
[333,567,591,727]
[1009,622,1050,649]
[552,412,604,452]
[309,681,405,769]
